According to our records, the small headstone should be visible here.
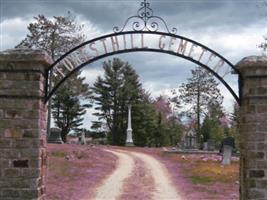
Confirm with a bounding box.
[48,128,63,144]
[220,137,235,165]
[171,147,177,151]
[222,145,233,165]
[203,142,208,151]
[78,131,86,145]
[207,139,215,151]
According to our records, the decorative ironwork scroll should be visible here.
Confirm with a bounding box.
[45,0,242,105]
[113,0,177,34]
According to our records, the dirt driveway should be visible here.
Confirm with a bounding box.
[91,149,182,200]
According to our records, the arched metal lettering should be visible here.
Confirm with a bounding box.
[44,0,241,105]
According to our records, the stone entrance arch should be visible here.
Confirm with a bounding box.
[0,0,267,199]
[1,50,266,200]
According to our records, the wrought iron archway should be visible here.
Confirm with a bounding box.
[44,0,242,105]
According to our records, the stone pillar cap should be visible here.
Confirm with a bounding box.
[0,48,53,66]
[236,55,267,69]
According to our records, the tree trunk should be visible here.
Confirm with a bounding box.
[61,127,68,143]
[47,40,55,141]
[46,71,52,141]
[197,84,201,148]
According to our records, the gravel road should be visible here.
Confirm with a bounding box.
[91,149,182,200]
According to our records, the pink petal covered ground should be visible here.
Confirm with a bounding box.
[47,145,239,200]
[46,144,117,200]
[159,153,239,200]
[115,147,239,200]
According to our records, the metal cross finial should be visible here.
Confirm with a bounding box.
[113,0,177,34]
[143,0,147,24]
[139,0,152,26]
[258,35,267,55]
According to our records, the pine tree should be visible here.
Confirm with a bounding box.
[92,58,184,147]
[51,72,91,142]
[200,101,225,147]
[92,58,142,145]
[52,86,91,142]
[229,102,240,150]
[132,91,157,147]
[16,14,84,60]
[118,64,142,145]
[16,14,90,141]
[179,66,223,144]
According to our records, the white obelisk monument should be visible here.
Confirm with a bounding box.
[126,104,134,146]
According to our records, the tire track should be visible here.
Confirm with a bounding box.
[92,150,134,200]
[91,149,182,200]
[128,151,182,200]
[118,156,154,200]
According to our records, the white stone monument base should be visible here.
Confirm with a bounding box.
[126,129,134,146]
[126,142,135,147]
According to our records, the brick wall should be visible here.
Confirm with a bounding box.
[237,56,267,200]
[0,49,52,200]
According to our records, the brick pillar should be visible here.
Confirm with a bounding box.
[236,56,267,200]
[0,49,52,200]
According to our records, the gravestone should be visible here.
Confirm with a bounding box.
[182,129,197,149]
[48,127,63,144]
[203,142,208,150]
[222,145,233,165]
[79,131,86,145]
[203,140,214,151]
[207,139,215,151]
[221,137,235,165]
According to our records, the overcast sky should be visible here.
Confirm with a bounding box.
[0,0,266,129]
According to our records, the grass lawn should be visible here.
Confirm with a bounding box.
[159,152,239,200]
[47,145,239,200]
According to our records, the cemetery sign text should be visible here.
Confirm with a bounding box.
[45,31,240,104]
